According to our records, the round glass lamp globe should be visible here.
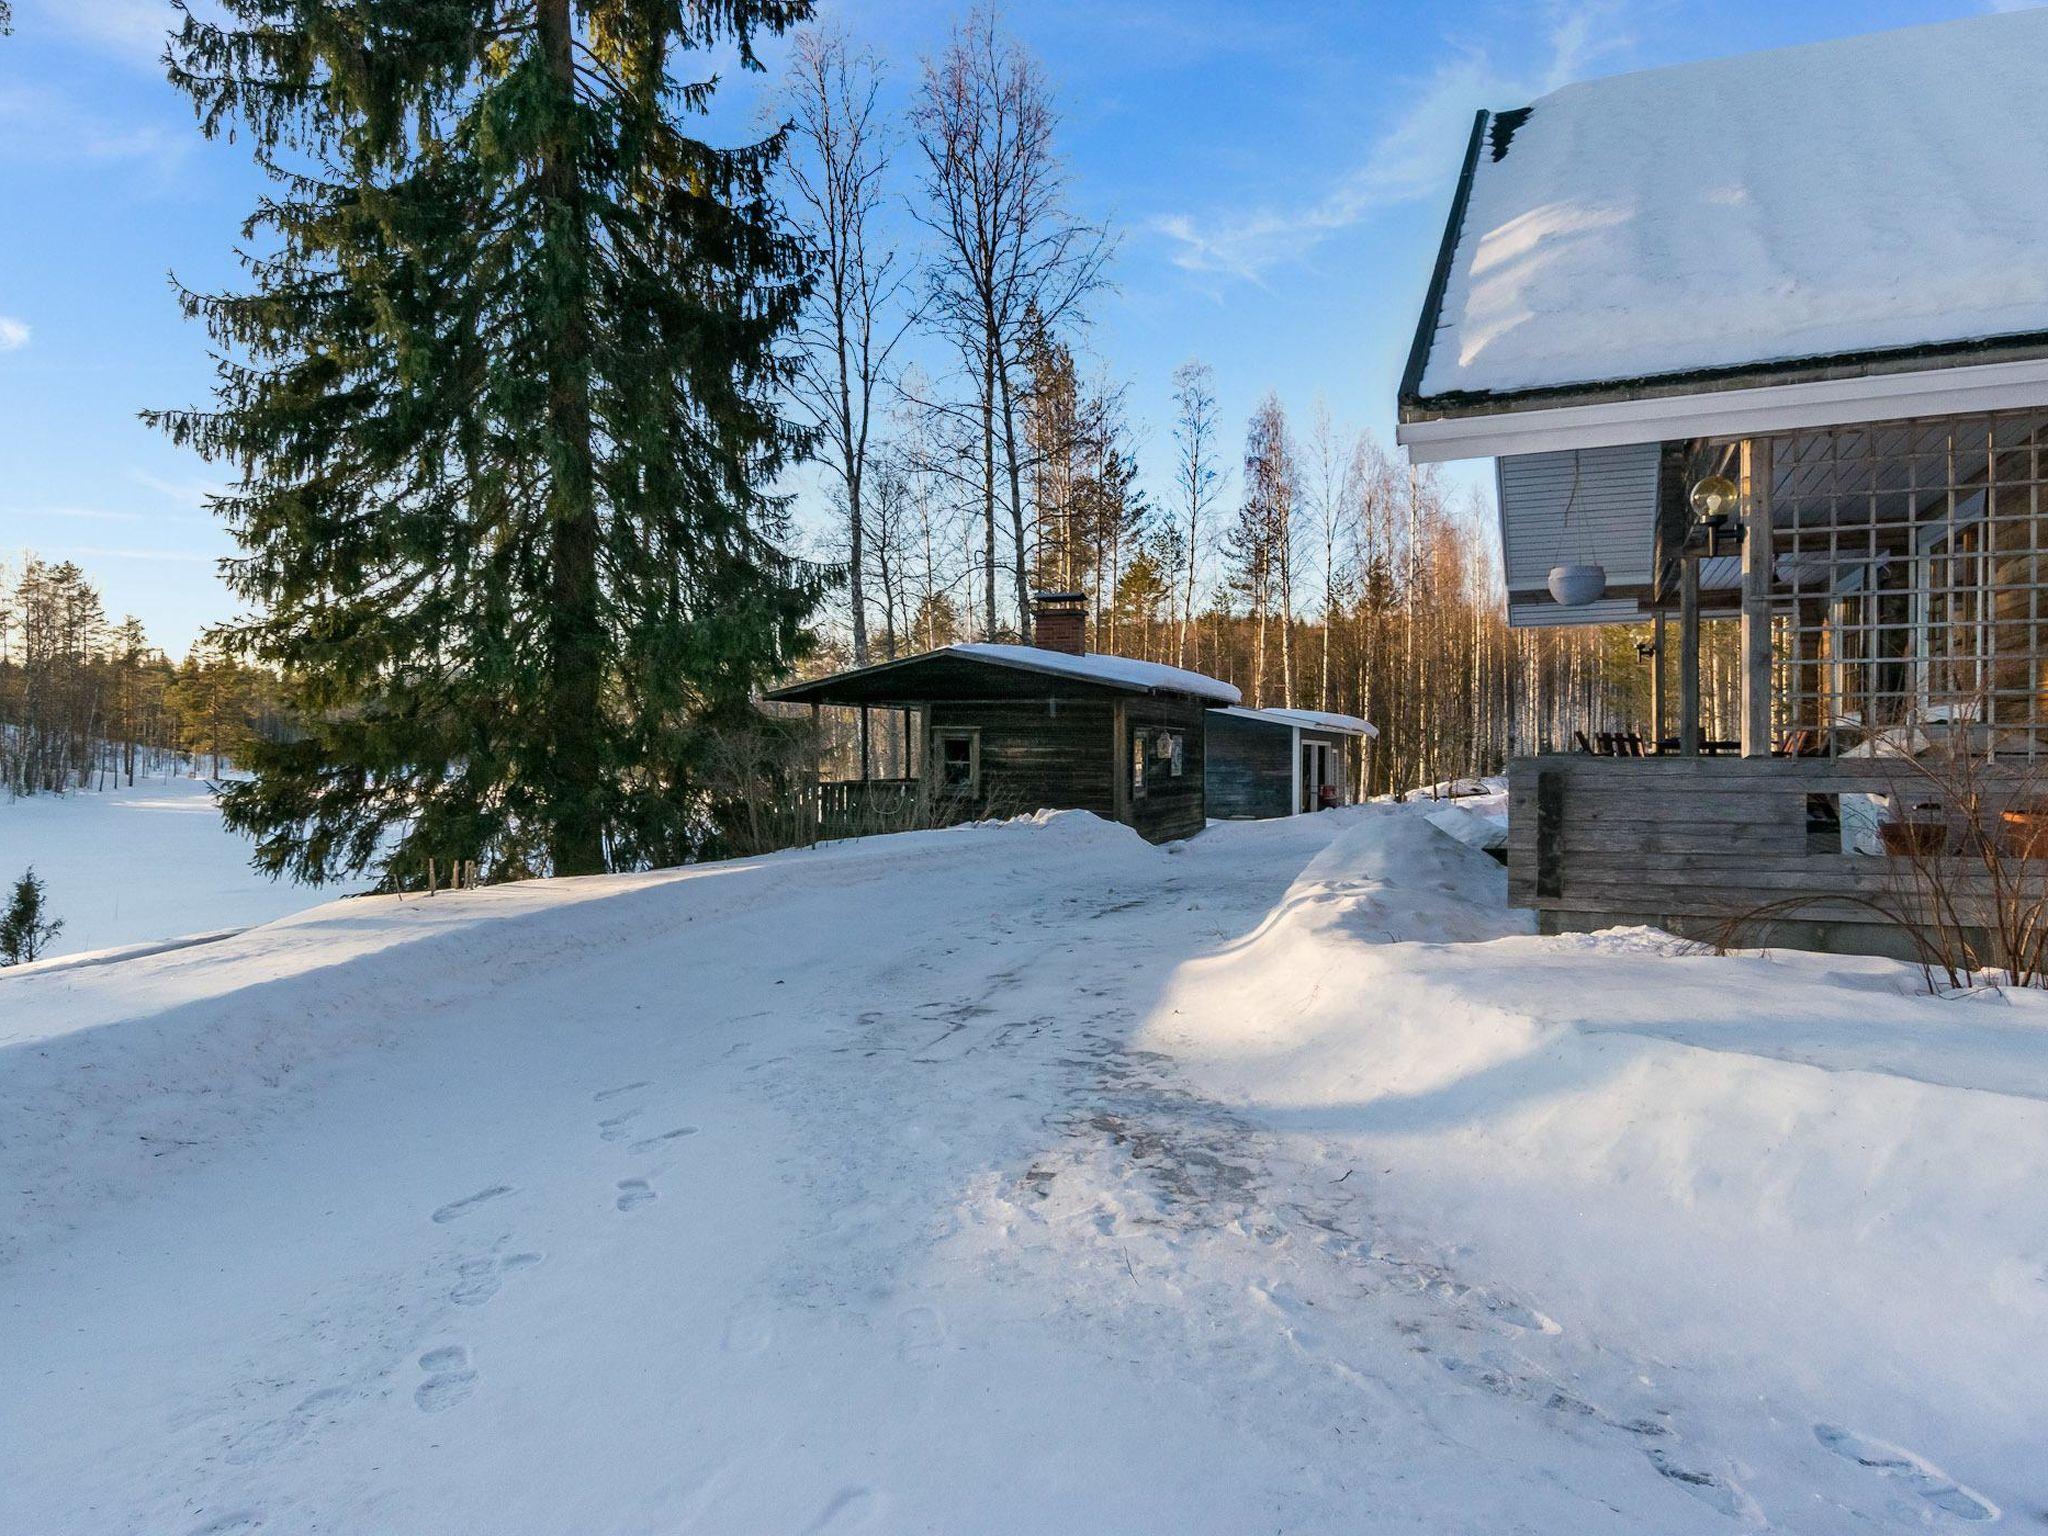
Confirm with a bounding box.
[1690,474,1740,523]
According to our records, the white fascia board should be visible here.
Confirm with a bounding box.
[1397,356,2048,464]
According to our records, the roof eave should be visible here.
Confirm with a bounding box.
[1398,347,2048,464]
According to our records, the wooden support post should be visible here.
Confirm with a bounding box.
[1650,611,1666,752]
[810,701,823,836]
[1535,769,1565,898]
[1740,437,1775,758]
[858,705,871,782]
[1680,553,1701,757]
[1111,700,1131,826]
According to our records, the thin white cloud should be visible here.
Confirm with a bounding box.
[1153,0,1643,282]
[27,0,176,68]
[0,81,189,172]
[132,468,230,511]
[0,316,28,352]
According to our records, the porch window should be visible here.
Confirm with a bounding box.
[934,729,978,792]
[1709,408,2048,758]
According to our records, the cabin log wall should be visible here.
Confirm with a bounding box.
[1205,712,1293,819]
[929,698,1117,823]
[1128,697,1209,843]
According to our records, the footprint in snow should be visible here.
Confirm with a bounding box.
[598,1107,645,1141]
[221,1383,358,1465]
[450,1250,544,1307]
[615,1178,657,1212]
[1645,1449,1756,1521]
[185,1514,266,1536]
[803,1487,879,1534]
[627,1126,698,1154]
[1813,1424,1997,1522]
[430,1185,512,1224]
[414,1346,477,1414]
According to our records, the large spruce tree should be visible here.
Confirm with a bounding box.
[152,0,823,884]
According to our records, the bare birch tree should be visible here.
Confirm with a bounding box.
[910,6,1110,642]
[1169,359,1222,668]
[781,26,914,666]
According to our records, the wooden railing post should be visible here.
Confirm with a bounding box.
[1680,552,1701,757]
[1741,437,1775,758]
[1650,611,1666,751]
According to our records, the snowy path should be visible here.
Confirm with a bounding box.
[3,808,2042,1532]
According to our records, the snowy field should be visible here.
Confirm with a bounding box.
[0,776,356,960]
[4,805,2044,1532]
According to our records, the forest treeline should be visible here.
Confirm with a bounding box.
[0,556,285,796]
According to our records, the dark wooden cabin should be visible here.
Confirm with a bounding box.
[1205,707,1377,819]
[763,594,1240,844]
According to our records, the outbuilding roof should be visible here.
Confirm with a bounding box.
[764,642,1241,707]
[1212,706,1377,739]
[1400,10,2048,418]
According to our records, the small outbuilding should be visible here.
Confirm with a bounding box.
[762,594,1240,844]
[1204,707,1376,820]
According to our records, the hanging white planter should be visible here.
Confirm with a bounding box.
[1547,562,1607,607]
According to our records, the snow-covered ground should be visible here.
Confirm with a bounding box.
[4,805,2043,1532]
[0,776,355,959]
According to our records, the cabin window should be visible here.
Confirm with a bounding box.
[1132,729,1184,798]
[934,729,978,792]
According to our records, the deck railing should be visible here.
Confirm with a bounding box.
[1507,753,2048,954]
[810,777,955,841]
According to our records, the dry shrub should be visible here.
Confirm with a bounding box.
[1718,743,2048,990]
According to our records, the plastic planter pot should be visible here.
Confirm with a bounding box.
[1547,562,1607,607]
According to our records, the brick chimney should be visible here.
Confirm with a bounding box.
[1033,590,1087,655]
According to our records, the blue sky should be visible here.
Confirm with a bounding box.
[0,0,2017,654]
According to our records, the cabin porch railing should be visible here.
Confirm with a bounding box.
[1507,752,2048,955]
[810,777,929,838]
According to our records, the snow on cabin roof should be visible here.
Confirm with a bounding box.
[1406,9,2048,408]
[949,644,1241,703]
[1214,705,1377,739]
[763,642,1242,705]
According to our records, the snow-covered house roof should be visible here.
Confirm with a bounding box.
[1398,10,2048,463]
[765,642,1241,706]
[1213,705,1377,739]
[949,644,1241,703]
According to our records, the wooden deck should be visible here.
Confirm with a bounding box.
[1506,753,2043,956]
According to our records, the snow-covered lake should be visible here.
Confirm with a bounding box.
[0,776,358,959]
[3,805,2039,1531]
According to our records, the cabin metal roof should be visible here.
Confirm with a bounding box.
[763,643,1241,707]
[1210,706,1377,739]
